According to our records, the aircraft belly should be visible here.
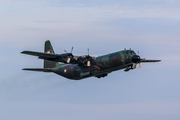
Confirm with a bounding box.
[51,64,101,80]
[97,63,131,74]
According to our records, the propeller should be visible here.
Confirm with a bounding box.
[63,47,94,66]
[64,46,74,63]
[86,48,91,66]
[78,48,92,66]
[132,51,147,69]
[132,54,141,69]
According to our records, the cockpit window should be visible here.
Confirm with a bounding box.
[125,50,135,55]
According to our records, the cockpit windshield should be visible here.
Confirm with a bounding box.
[130,50,136,54]
[125,50,136,55]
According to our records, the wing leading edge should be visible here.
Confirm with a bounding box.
[22,68,52,72]
[140,59,161,62]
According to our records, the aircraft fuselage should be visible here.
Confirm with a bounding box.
[51,50,136,80]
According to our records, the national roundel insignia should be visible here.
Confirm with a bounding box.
[47,50,50,53]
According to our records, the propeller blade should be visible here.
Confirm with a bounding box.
[88,48,89,55]
[87,61,91,67]
[132,63,137,69]
[67,57,71,63]
[64,50,67,53]
[139,63,141,69]
[71,46,74,53]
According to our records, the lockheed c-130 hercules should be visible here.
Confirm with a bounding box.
[21,40,161,80]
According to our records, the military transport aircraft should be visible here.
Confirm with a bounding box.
[21,40,161,80]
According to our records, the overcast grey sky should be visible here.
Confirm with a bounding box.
[0,0,180,120]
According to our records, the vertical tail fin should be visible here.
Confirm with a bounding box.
[44,40,59,68]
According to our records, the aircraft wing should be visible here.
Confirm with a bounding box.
[140,59,161,62]
[22,68,52,72]
[21,51,77,63]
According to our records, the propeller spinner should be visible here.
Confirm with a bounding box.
[132,55,141,69]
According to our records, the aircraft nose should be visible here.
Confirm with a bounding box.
[132,55,141,63]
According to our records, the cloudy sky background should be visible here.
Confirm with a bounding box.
[0,0,180,120]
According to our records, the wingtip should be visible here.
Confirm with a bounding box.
[21,51,28,54]
[157,60,161,62]
[22,68,28,70]
[21,51,25,54]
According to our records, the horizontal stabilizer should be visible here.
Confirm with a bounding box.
[141,59,161,62]
[22,68,52,72]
